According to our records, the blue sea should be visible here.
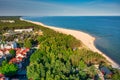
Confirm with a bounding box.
[22,16,120,65]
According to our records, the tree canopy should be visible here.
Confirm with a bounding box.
[24,39,32,48]
[9,49,16,58]
[0,61,18,77]
[26,24,107,80]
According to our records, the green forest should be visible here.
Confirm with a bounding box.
[0,16,120,80]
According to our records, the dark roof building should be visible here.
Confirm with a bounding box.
[100,67,112,75]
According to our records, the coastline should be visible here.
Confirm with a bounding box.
[20,18,120,69]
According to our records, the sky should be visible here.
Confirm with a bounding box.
[0,0,120,16]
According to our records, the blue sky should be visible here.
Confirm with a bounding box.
[0,0,120,16]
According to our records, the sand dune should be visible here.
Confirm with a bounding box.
[20,18,120,69]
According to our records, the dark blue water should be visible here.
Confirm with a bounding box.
[22,16,120,64]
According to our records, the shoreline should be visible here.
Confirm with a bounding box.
[20,18,120,69]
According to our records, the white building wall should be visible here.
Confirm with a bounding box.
[14,28,33,33]
[0,51,4,57]
[0,44,4,49]
[16,54,24,58]
[4,44,12,49]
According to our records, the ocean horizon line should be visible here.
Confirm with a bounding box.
[1,15,120,17]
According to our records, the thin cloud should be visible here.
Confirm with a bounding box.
[0,0,120,16]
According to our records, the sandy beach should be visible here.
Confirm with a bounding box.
[20,18,120,69]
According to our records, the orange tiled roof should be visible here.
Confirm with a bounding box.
[0,73,4,78]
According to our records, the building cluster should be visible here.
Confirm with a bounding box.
[0,20,15,23]
[9,48,30,68]
[3,28,33,37]
[0,41,30,68]
[3,30,18,36]
[0,27,42,79]
[0,41,17,58]
[0,41,17,49]
[0,40,31,80]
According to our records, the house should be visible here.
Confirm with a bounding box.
[14,28,33,33]
[9,58,18,64]
[9,58,22,69]
[12,42,17,48]
[16,57,23,62]
[0,42,5,49]
[100,66,112,78]
[0,49,12,58]
[0,41,17,49]
[0,50,3,58]
[16,48,29,57]
[0,73,5,80]
[4,43,12,49]
[34,30,43,35]
[4,49,10,55]
[16,53,25,58]
[0,73,9,80]
[0,41,17,58]
[3,32,10,36]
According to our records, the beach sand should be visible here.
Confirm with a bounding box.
[20,18,120,69]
